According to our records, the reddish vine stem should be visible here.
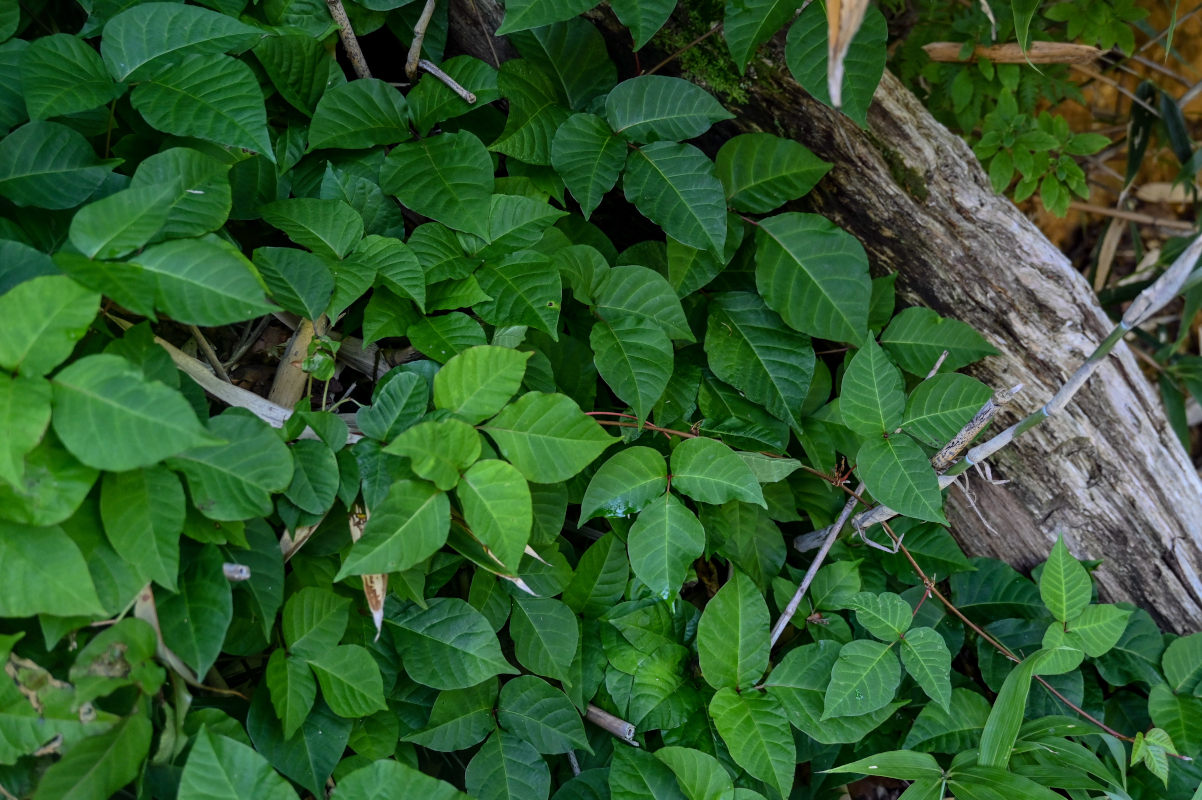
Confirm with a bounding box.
[644,22,723,75]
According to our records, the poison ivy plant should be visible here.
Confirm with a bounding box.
[0,2,1196,800]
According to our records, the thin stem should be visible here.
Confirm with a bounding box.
[188,325,232,384]
[645,23,723,75]
[418,59,477,103]
[593,418,699,439]
[406,0,436,80]
[325,0,372,79]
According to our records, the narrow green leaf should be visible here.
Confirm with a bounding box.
[0,274,99,377]
[157,545,233,678]
[880,307,998,376]
[32,715,152,800]
[335,479,450,577]
[841,339,906,436]
[826,750,942,780]
[0,520,104,617]
[22,33,124,120]
[465,731,551,800]
[715,132,830,212]
[0,121,113,209]
[381,131,493,238]
[265,650,316,740]
[308,78,411,150]
[670,437,765,508]
[131,54,274,161]
[697,569,770,689]
[434,346,530,424]
[1040,535,1093,623]
[978,648,1056,767]
[756,212,871,343]
[855,435,946,524]
[591,316,673,423]
[481,392,617,483]
[52,354,216,471]
[606,75,733,143]
[388,598,517,690]
[307,645,387,719]
[705,291,814,429]
[551,113,626,219]
[100,2,263,81]
[709,688,795,798]
[100,466,184,591]
[822,639,901,719]
[178,726,299,800]
[628,492,705,600]
[900,627,953,712]
[498,675,588,754]
[624,142,727,254]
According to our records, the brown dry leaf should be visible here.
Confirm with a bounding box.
[827,0,871,108]
[349,504,388,641]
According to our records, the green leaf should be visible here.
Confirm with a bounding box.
[69,184,173,260]
[261,197,364,260]
[485,195,568,256]
[1067,603,1131,658]
[947,765,1069,800]
[353,234,426,309]
[335,479,450,577]
[591,316,673,423]
[654,747,733,800]
[52,354,216,471]
[474,250,561,338]
[246,694,350,798]
[384,418,481,490]
[158,544,233,678]
[511,596,578,685]
[551,113,626,219]
[624,142,727,254]
[628,492,705,600]
[827,750,942,780]
[405,680,498,752]
[880,307,998,376]
[709,688,795,799]
[609,0,676,49]
[900,627,953,712]
[22,33,124,120]
[903,373,993,447]
[0,431,98,527]
[434,346,531,424]
[481,392,617,483]
[0,374,51,486]
[408,313,488,362]
[130,146,232,239]
[495,0,598,35]
[490,59,571,166]
[498,675,588,754]
[978,648,1056,767]
[356,372,427,441]
[388,597,517,690]
[709,500,786,591]
[0,121,113,209]
[100,1,263,81]
[706,291,814,430]
[1040,535,1092,623]
[284,439,338,515]
[724,0,803,72]
[509,19,616,111]
[784,4,887,126]
[252,247,334,321]
[308,78,410,151]
[670,437,765,508]
[100,466,184,591]
[580,446,667,522]
[336,760,467,800]
[178,726,299,800]
[0,520,104,616]
[606,75,733,143]
[855,435,946,524]
[265,650,316,740]
[33,715,151,800]
[593,264,694,341]
[252,34,332,117]
[465,731,551,800]
[902,687,991,751]
[841,340,906,436]
[131,54,274,161]
[307,645,387,719]
[282,586,350,662]
[1148,683,1202,756]
[130,237,275,326]
[409,56,502,135]
[1163,632,1202,695]
[563,534,630,617]
[697,569,769,689]
[848,591,913,640]
[382,131,493,238]
[609,745,686,799]
[822,639,901,719]
[167,410,294,521]
[0,274,99,377]
[458,459,532,573]
[1012,0,1040,50]
[715,132,830,212]
[756,212,871,343]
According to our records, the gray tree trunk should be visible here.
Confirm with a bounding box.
[447,2,1202,632]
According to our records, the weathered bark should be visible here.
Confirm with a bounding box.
[446,3,1202,632]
